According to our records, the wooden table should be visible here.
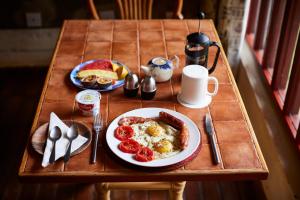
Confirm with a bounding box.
[19,19,268,199]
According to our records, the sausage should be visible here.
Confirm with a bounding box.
[118,116,146,126]
[159,111,189,150]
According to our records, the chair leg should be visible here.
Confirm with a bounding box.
[169,181,186,200]
[95,183,111,200]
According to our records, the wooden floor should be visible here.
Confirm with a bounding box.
[0,67,266,200]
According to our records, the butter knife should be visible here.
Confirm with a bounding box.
[205,113,221,164]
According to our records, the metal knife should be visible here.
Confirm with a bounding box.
[205,113,221,164]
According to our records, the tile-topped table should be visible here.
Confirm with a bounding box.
[19,19,268,196]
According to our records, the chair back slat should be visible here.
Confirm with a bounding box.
[148,0,153,19]
[88,0,183,20]
[129,0,133,19]
[138,0,142,19]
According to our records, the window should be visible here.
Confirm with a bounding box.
[245,0,300,150]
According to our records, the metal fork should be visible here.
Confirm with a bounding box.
[91,113,103,164]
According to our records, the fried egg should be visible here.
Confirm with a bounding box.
[130,120,181,159]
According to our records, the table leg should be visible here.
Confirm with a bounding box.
[169,181,186,200]
[95,183,110,200]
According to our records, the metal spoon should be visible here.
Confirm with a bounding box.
[64,124,79,163]
[49,126,62,164]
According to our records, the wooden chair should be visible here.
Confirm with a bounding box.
[86,1,185,199]
[96,181,186,200]
[88,0,184,20]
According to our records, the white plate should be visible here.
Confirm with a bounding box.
[106,108,201,168]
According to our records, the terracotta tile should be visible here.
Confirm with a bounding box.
[186,20,213,32]
[87,31,113,42]
[163,20,187,31]
[112,41,137,55]
[166,41,185,56]
[89,20,113,31]
[53,56,82,71]
[114,21,137,31]
[169,55,185,76]
[199,123,209,144]
[214,121,251,143]
[72,109,94,125]
[217,55,227,67]
[205,44,220,55]
[57,41,85,56]
[104,151,133,171]
[140,41,166,56]
[113,31,137,41]
[24,147,64,172]
[141,101,175,110]
[206,48,222,66]
[112,54,139,74]
[65,20,89,30]
[210,65,230,84]
[63,21,88,35]
[219,142,261,169]
[185,144,222,170]
[171,79,181,95]
[150,81,173,101]
[64,145,105,172]
[171,70,181,84]
[99,92,109,104]
[44,84,77,102]
[207,55,227,72]
[164,30,188,41]
[83,54,111,61]
[208,84,236,102]
[209,101,244,121]
[175,104,208,125]
[85,42,112,55]
[48,69,73,87]
[139,31,163,41]
[108,101,142,123]
[61,30,86,41]
[109,87,141,102]
[139,20,162,31]
[38,100,74,123]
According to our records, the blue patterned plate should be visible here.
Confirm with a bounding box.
[70,59,129,92]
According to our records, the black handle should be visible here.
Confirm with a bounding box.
[209,135,221,164]
[64,141,72,163]
[91,132,99,164]
[49,141,56,164]
[208,41,221,74]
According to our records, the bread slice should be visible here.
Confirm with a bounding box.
[77,69,118,80]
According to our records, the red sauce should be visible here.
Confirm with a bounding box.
[80,60,113,71]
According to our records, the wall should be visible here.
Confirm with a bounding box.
[0,0,219,28]
[237,41,300,200]
[0,29,58,67]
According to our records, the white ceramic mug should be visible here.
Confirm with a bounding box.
[177,65,218,108]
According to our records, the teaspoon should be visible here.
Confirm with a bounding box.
[49,126,62,164]
[64,124,79,163]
